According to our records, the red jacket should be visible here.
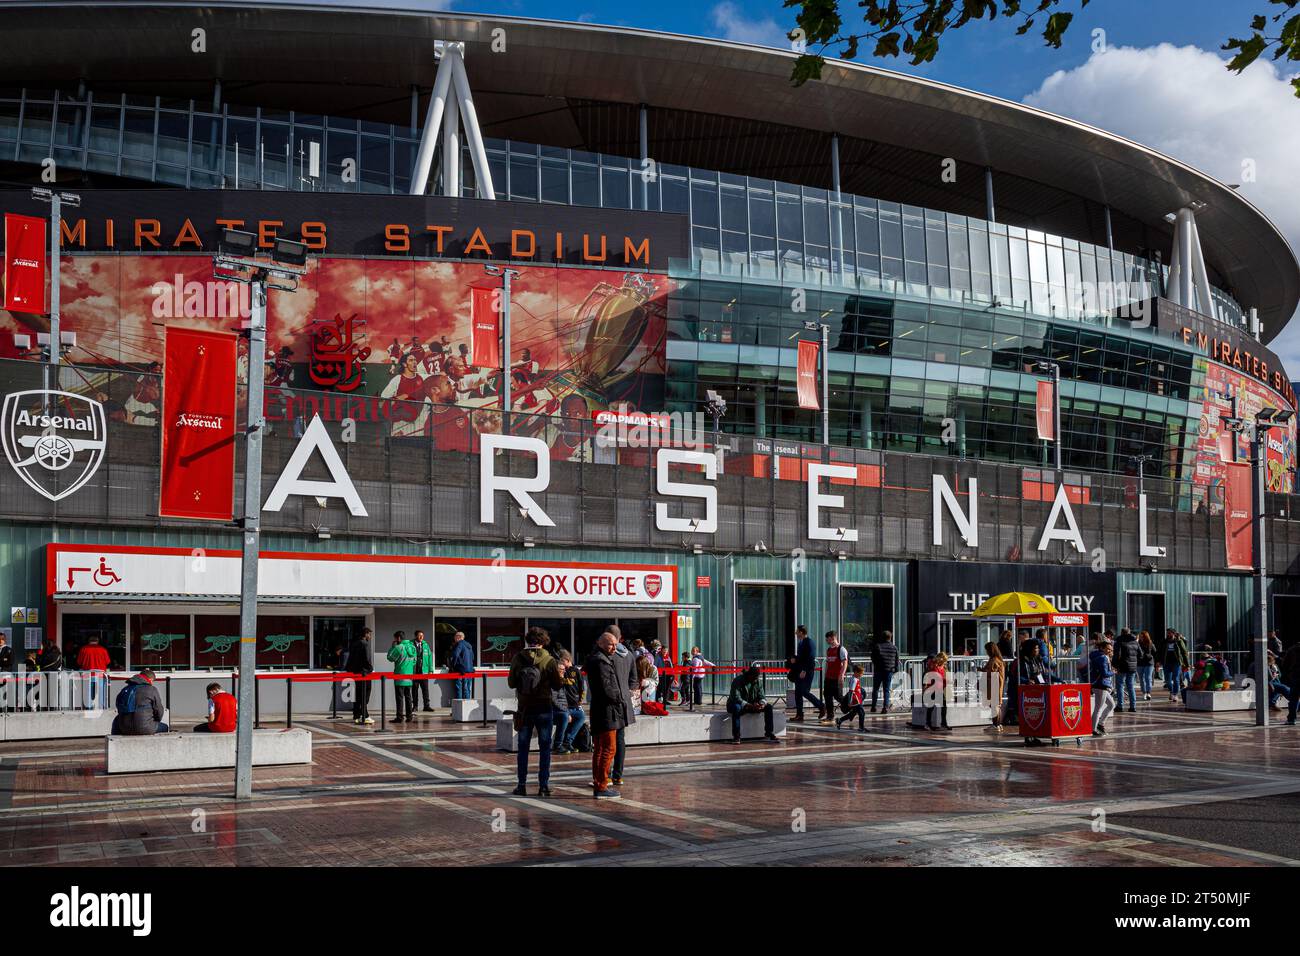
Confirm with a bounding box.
[76,645,111,673]
[208,692,238,733]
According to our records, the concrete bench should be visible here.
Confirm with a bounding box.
[105,728,312,774]
[496,710,787,751]
[910,701,996,729]
[1,709,170,741]
[450,697,512,722]
[1185,686,1255,711]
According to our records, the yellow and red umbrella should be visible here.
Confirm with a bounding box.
[971,592,1058,617]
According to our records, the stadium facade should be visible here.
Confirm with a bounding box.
[0,1,1298,683]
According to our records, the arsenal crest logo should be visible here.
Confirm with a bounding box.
[1059,688,1084,731]
[643,573,663,598]
[1021,690,1047,731]
[2,390,107,502]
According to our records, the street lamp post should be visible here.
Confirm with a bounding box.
[1129,454,1152,498]
[803,320,830,447]
[213,230,307,799]
[1037,360,1062,472]
[29,187,80,368]
[1249,408,1292,727]
[484,265,520,432]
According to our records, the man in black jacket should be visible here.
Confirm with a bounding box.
[0,633,12,672]
[585,631,628,799]
[35,637,62,672]
[869,631,900,713]
[1114,628,1140,714]
[348,627,375,725]
[608,625,637,786]
[788,625,823,722]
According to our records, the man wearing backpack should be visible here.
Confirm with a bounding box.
[110,668,167,735]
[508,626,566,797]
[821,630,849,722]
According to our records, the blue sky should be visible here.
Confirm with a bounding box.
[462,0,1254,101]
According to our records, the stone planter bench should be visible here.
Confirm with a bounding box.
[105,728,312,773]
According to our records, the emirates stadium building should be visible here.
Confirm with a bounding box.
[1,0,1298,703]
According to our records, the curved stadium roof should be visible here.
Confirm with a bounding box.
[0,0,1296,342]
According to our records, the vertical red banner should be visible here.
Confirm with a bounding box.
[1035,380,1055,441]
[796,339,820,410]
[1223,461,1253,570]
[4,213,47,314]
[470,287,500,368]
[160,327,238,521]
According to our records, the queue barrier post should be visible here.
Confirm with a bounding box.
[165,676,172,712]
[329,672,339,720]
[480,669,489,728]
[379,675,386,731]
[286,677,293,730]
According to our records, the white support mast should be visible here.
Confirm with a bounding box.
[409,42,495,199]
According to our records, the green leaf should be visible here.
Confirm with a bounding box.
[790,53,827,87]
[874,31,902,57]
[1043,11,1073,47]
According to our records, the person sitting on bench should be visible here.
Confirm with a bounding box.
[111,668,168,735]
[194,682,237,733]
[726,664,780,745]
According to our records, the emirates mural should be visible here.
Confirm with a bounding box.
[0,255,670,456]
[1191,358,1297,509]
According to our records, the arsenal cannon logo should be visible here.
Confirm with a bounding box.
[1020,688,1047,732]
[2,390,107,501]
[1059,687,1085,731]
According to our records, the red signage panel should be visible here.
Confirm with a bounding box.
[470,286,500,368]
[796,339,819,410]
[159,327,238,521]
[4,213,47,313]
[1035,380,1055,442]
[1224,461,1253,570]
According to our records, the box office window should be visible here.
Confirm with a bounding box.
[433,617,477,669]
[479,617,525,666]
[256,615,310,669]
[194,615,241,669]
[130,614,190,671]
[63,613,127,671]
[529,618,572,657]
[839,586,894,657]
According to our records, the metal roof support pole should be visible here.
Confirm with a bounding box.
[984,167,995,223]
[831,133,844,280]
[409,85,418,135]
[1187,214,1217,319]
[443,83,460,197]
[638,103,648,210]
[1175,207,1195,308]
[409,44,456,195]
[447,44,495,199]
[1104,204,1114,250]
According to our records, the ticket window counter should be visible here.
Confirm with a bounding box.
[937,613,1013,658]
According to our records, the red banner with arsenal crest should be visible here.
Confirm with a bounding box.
[4,213,47,314]
[160,327,238,520]
[796,339,819,410]
[470,287,500,368]
[1224,461,1253,570]
[1035,380,1055,441]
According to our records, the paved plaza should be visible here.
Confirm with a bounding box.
[2,699,1298,868]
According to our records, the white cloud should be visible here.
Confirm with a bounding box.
[1023,43,1300,378]
[709,1,790,49]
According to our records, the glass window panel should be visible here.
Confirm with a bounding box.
[721,185,747,232]
[479,617,525,666]
[88,105,121,152]
[120,107,154,159]
[572,164,599,206]
[602,167,630,208]
[130,614,190,672]
[433,617,478,669]
[540,161,568,203]
[777,193,803,241]
[509,155,538,201]
[691,181,719,229]
[749,190,775,236]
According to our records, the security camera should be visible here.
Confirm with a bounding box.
[753,540,767,553]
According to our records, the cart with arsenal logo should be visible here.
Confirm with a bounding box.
[1015,612,1093,746]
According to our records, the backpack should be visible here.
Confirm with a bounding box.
[115,682,139,716]
[515,656,544,699]
[572,722,593,752]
